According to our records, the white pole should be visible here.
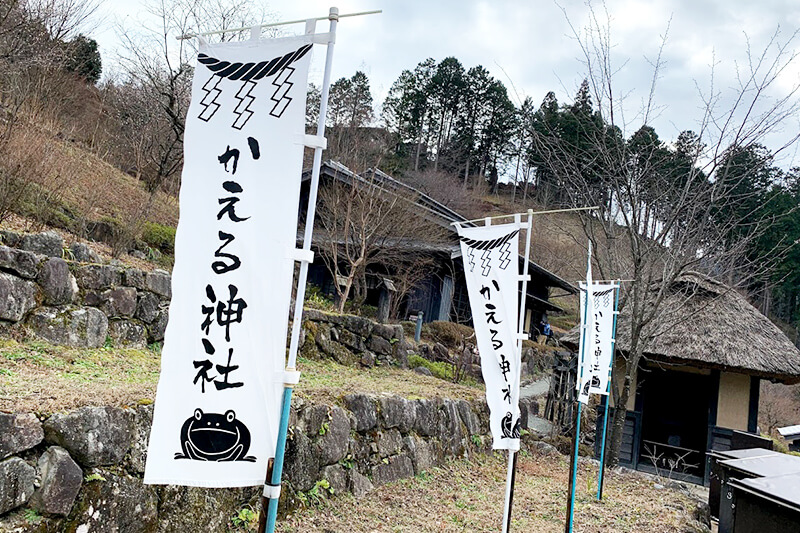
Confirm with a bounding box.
[263,8,341,533]
[502,209,534,533]
[285,8,338,370]
[451,205,599,226]
[176,10,381,40]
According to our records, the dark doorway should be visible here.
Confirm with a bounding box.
[638,368,710,480]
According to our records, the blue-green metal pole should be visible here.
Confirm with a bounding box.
[567,400,582,533]
[265,387,293,531]
[596,285,620,500]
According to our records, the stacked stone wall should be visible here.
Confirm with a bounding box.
[0,231,170,348]
[0,231,546,531]
[0,393,491,532]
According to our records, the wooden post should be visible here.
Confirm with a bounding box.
[377,286,392,323]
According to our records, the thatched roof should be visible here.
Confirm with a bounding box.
[562,274,800,383]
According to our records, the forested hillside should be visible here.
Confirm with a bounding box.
[1,0,800,343]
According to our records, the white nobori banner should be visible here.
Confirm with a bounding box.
[145,35,313,487]
[457,223,523,450]
[577,283,618,403]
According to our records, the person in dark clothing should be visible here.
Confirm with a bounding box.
[537,315,552,344]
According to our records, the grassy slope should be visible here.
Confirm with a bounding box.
[0,339,481,414]
[5,125,178,229]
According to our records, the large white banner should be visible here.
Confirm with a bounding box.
[457,223,522,450]
[577,283,618,402]
[145,35,313,487]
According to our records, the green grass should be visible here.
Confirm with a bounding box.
[0,338,161,413]
[294,356,481,405]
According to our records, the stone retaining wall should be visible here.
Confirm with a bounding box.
[0,392,494,532]
[0,231,546,531]
[0,230,552,381]
[0,230,170,348]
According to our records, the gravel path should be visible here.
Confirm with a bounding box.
[520,375,550,398]
[520,374,553,435]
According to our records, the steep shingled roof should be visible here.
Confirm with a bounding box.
[303,160,577,294]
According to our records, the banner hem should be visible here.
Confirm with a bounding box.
[143,477,266,488]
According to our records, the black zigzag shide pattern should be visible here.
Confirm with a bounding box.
[197,43,312,81]
[195,43,312,125]
[459,229,519,251]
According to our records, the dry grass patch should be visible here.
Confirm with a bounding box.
[276,452,700,533]
[0,343,483,414]
[294,357,483,405]
[5,127,179,227]
[0,339,161,414]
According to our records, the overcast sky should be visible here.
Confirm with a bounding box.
[92,0,800,166]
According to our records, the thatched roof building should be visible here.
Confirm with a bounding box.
[563,274,800,383]
[558,273,800,485]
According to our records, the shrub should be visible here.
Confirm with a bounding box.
[141,222,176,254]
[426,321,475,349]
[305,285,336,312]
[407,353,453,380]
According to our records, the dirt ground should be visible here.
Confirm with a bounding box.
[276,452,706,533]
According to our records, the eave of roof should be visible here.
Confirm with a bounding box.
[303,161,578,294]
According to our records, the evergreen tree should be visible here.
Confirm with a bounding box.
[382,58,436,171]
[64,34,101,84]
[428,57,465,170]
[328,71,374,128]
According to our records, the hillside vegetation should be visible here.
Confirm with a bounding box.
[2,124,178,229]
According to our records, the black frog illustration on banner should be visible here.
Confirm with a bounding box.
[174,409,256,462]
[501,411,521,439]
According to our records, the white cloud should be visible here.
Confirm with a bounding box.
[93,0,800,163]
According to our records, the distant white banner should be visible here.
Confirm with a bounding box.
[577,283,618,402]
[457,223,522,450]
[144,35,313,487]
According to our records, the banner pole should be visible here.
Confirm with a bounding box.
[596,395,610,500]
[262,7,339,533]
[596,284,620,500]
[565,400,582,533]
[502,449,519,533]
[500,209,533,533]
[567,244,592,533]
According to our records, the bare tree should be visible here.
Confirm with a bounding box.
[315,173,448,314]
[0,0,99,223]
[531,5,800,466]
[102,0,269,254]
[387,254,437,319]
[114,0,272,193]
[759,382,800,435]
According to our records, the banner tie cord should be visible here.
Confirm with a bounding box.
[298,134,327,149]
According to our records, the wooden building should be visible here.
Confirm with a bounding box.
[300,160,577,331]
[562,274,800,484]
